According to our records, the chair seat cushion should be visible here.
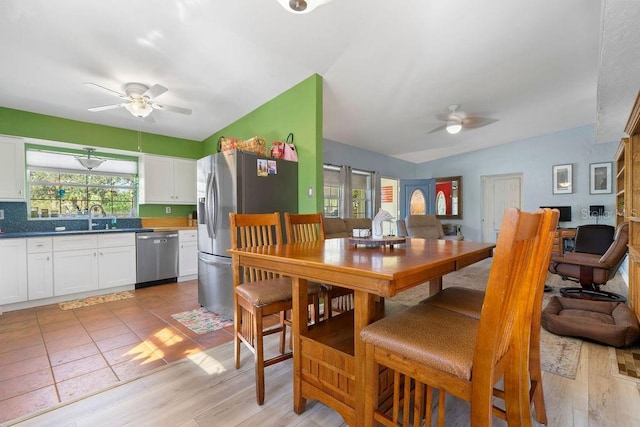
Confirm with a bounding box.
[236,277,322,307]
[541,296,640,347]
[419,286,484,319]
[360,304,479,380]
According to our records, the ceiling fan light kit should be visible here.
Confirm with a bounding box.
[276,0,333,14]
[76,147,105,170]
[124,99,153,118]
[446,120,462,134]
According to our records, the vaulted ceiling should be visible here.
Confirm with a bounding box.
[0,0,638,163]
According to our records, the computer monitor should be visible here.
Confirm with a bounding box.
[539,206,571,222]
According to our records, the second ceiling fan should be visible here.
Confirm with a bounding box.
[85,82,192,123]
[429,104,498,135]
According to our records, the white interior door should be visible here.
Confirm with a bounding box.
[482,174,522,242]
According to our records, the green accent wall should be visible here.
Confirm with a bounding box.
[203,74,323,213]
[138,205,195,218]
[0,107,203,158]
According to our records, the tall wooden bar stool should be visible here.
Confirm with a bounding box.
[419,208,559,424]
[229,212,323,405]
[284,212,353,319]
[360,208,554,426]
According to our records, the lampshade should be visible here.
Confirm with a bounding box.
[446,120,462,134]
[125,99,153,118]
[76,148,105,171]
[276,0,333,14]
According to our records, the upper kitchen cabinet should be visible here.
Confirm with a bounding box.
[0,136,26,201]
[139,154,196,205]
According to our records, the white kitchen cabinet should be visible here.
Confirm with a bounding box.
[97,233,136,289]
[0,239,27,304]
[53,235,99,296]
[0,136,26,201]
[140,155,196,204]
[178,230,198,281]
[27,237,54,300]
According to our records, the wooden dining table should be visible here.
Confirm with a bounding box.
[228,237,496,426]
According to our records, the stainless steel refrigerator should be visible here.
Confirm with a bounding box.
[197,150,298,317]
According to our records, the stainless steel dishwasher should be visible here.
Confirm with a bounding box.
[136,231,179,288]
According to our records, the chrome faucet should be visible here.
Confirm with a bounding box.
[88,204,105,230]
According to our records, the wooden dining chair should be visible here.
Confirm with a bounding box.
[360,208,554,426]
[419,207,559,424]
[284,212,354,319]
[229,212,323,405]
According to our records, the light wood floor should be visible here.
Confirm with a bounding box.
[5,326,640,427]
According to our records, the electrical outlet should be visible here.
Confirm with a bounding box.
[0,209,4,220]
[165,206,171,214]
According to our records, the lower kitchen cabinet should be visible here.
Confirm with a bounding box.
[0,239,27,304]
[98,244,136,289]
[54,248,99,296]
[178,230,198,281]
[27,237,54,300]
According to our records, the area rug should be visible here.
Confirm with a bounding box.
[613,346,640,380]
[58,290,135,310]
[171,307,233,334]
[387,257,627,379]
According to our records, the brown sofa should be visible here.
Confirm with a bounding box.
[396,214,463,240]
[322,216,372,239]
[541,296,640,347]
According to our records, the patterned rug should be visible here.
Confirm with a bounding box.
[614,346,640,380]
[59,291,135,310]
[389,257,628,380]
[171,307,233,334]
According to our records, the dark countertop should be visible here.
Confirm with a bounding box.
[0,228,154,239]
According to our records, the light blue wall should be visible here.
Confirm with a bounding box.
[415,125,619,241]
[323,138,417,179]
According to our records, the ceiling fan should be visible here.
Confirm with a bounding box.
[85,82,192,123]
[428,104,498,135]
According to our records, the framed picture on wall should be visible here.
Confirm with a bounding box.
[552,164,573,194]
[590,162,612,194]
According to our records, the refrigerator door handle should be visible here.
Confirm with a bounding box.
[205,171,216,239]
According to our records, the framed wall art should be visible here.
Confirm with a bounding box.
[590,162,612,194]
[552,164,573,194]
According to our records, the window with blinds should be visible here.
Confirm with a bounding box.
[323,164,374,219]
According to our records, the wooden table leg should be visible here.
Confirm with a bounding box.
[429,276,443,294]
[354,289,377,427]
[292,276,308,414]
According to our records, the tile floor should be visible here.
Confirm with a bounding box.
[0,281,234,424]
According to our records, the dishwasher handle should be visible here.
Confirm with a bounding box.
[137,233,179,240]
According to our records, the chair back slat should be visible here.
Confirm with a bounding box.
[284,213,326,243]
[229,212,283,284]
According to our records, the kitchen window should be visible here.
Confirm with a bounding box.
[26,148,138,219]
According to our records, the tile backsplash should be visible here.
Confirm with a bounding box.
[0,202,142,233]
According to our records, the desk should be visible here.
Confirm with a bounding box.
[553,228,576,255]
[228,237,495,426]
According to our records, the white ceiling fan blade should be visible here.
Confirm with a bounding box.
[144,84,168,99]
[463,117,499,129]
[427,124,447,134]
[84,83,128,100]
[88,103,128,112]
[151,102,192,115]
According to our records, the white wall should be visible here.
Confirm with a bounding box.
[415,125,619,241]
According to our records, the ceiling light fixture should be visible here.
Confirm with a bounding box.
[76,148,105,170]
[276,0,333,14]
[446,120,462,135]
[124,98,153,118]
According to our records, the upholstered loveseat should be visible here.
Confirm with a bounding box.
[396,214,463,240]
[322,216,373,239]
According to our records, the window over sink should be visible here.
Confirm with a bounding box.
[26,147,138,219]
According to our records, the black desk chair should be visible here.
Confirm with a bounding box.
[549,222,628,302]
